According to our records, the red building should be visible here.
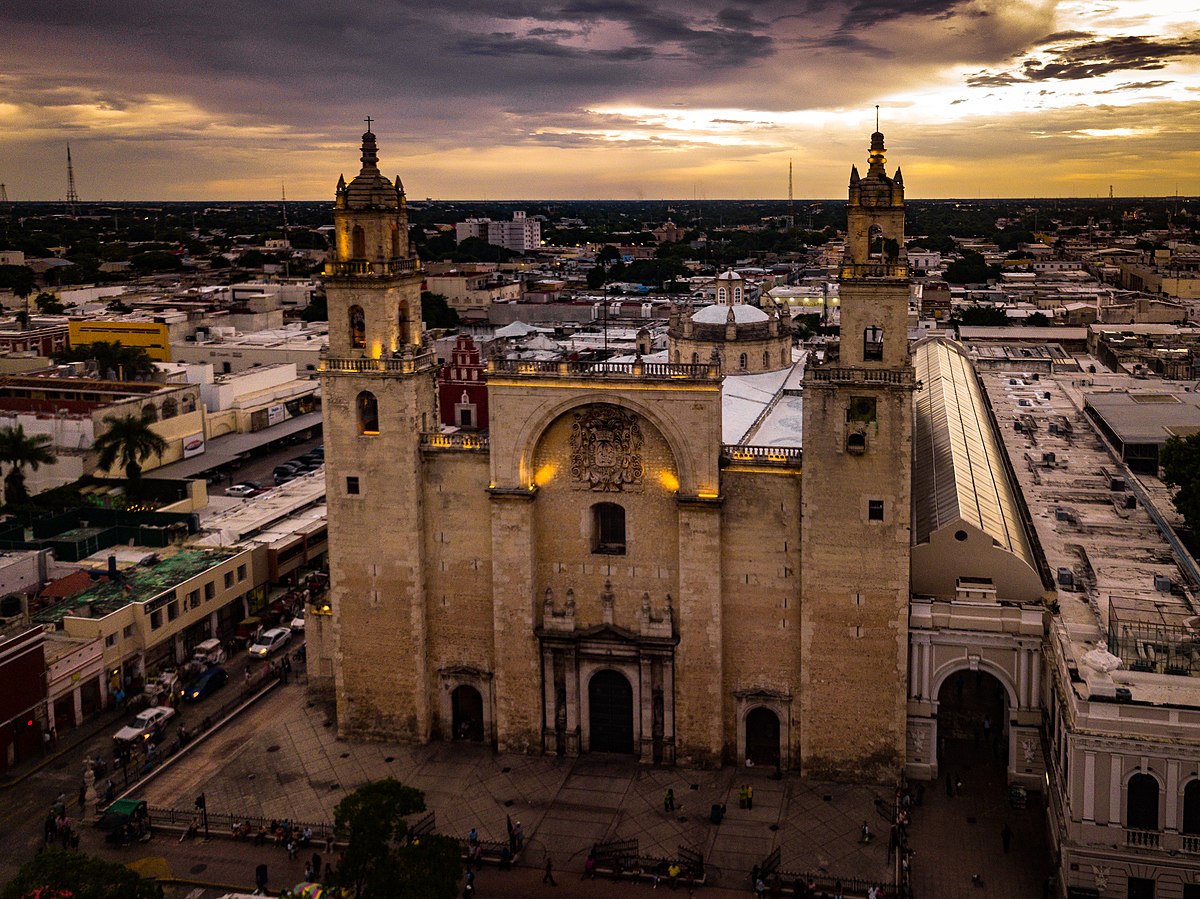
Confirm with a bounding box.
[0,626,47,774]
[438,335,488,430]
[0,323,69,357]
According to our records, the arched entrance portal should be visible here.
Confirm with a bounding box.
[588,670,634,754]
[936,669,1010,789]
[451,685,484,742]
[745,707,781,767]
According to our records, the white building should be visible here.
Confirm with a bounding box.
[455,212,541,253]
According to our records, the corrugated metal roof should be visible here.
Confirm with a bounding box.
[913,338,1036,569]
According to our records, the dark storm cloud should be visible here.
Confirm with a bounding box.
[969,33,1200,86]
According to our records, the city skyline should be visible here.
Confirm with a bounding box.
[1,0,1197,201]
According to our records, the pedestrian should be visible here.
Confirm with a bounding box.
[43,812,57,845]
[543,855,557,886]
[468,826,478,846]
[746,784,754,810]
[738,785,748,809]
[664,788,675,812]
[754,876,766,898]
[1001,822,1013,853]
[282,655,291,685]
[304,861,314,881]
[244,667,252,688]
[513,821,524,852]
[325,830,335,852]
[312,851,322,875]
[861,820,872,843]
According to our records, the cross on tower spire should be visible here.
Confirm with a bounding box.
[364,116,374,133]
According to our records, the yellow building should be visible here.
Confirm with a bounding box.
[69,319,173,362]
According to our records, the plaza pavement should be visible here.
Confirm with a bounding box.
[130,684,896,891]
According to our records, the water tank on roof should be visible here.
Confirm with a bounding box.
[1057,568,1074,587]
[1155,575,1173,593]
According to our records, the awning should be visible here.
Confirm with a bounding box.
[148,411,323,481]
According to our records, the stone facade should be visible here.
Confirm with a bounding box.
[322,129,915,780]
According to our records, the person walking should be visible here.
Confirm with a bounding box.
[664,788,675,812]
[1001,822,1013,853]
[543,855,557,886]
[746,784,754,810]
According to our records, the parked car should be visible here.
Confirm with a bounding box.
[248,627,292,658]
[184,666,228,702]
[289,609,305,631]
[113,706,175,743]
[225,483,262,498]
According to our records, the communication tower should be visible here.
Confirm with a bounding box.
[65,144,80,216]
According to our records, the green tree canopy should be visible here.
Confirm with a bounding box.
[1162,433,1200,534]
[943,251,1001,285]
[93,413,169,481]
[420,292,460,329]
[129,250,183,274]
[954,305,1009,326]
[0,424,57,506]
[0,264,38,299]
[56,341,156,380]
[332,778,461,899]
[35,292,66,314]
[0,848,161,899]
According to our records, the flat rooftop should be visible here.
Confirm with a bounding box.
[1085,390,1200,447]
[33,546,239,623]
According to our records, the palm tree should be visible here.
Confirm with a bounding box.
[93,413,168,481]
[0,425,57,506]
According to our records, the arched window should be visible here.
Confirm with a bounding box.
[349,305,366,349]
[592,503,625,555]
[717,287,727,303]
[868,224,885,260]
[140,404,158,423]
[673,350,681,364]
[738,353,747,370]
[733,287,742,303]
[352,225,366,259]
[691,352,699,364]
[1128,773,1160,831]
[1183,780,1200,834]
[357,391,380,435]
[398,300,409,345]
[390,224,401,258]
[864,325,883,361]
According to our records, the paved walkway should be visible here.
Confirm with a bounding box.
[129,686,895,891]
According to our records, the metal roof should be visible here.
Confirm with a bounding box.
[913,338,1036,569]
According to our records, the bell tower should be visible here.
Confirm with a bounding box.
[798,124,915,782]
[322,123,437,741]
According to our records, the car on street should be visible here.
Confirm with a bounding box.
[289,609,305,631]
[225,483,263,498]
[113,706,176,743]
[248,626,292,658]
[184,665,229,702]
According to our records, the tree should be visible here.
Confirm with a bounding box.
[943,252,1001,285]
[0,264,37,299]
[586,265,607,289]
[0,848,161,899]
[130,250,183,274]
[420,292,460,329]
[35,292,66,314]
[93,413,168,481]
[0,425,57,506]
[597,244,621,265]
[300,292,328,323]
[332,778,461,899]
[1161,433,1200,534]
[56,341,155,379]
[1025,311,1051,326]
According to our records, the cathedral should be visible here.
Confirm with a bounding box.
[314,126,1049,785]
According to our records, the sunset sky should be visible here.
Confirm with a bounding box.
[1,0,1198,200]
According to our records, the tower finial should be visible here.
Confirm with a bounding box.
[364,115,374,134]
[875,105,879,132]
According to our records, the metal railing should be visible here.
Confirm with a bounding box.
[722,445,802,466]
[326,259,419,277]
[808,367,916,385]
[149,805,335,842]
[1125,827,1162,849]
[839,262,909,280]
[420,433,490,451]
[320,352,435,374]
[488,359,721,381]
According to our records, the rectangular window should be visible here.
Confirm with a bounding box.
[237,564,247,582]
[204,582,215,600]
[105,633,116,647]
[123,624,134,639]
[868,500,884,521]
[593,503,626,555]
[224,572,234,589]
[150,610,162,630]
[1128,877,1155,899]
[347,476,360,495]
[167,601,180,621]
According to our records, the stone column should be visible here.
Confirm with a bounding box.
[490,489,541,754]
[674,499,723,766]
[639,655,654,763]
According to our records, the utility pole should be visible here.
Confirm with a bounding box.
[281,182,290,278]
[65,144,80,217]
[786,159,795,231]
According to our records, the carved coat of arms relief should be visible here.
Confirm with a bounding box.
[569,405,645,492]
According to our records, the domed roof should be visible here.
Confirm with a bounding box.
[716,270,744,281]
[692,303,769,325]
[339,129,403,210]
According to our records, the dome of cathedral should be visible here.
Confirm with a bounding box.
[691,303,769,325]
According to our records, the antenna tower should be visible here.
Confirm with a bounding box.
[65,144,79,216]
[786,159,795,230]
[0,184,8,207]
